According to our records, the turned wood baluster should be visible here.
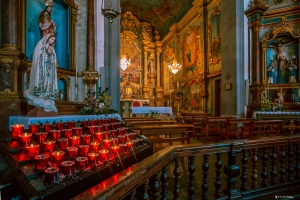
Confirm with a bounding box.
[188,156,195,200]
[128,189,136,200]
[240,149,248,191]
[160,165,168,200]
[214,153,222,198]
[287,144,294,182]
[279,145,287,183]
[173,157,181,200]
[143,179,150,200]
[295,143,300,180]
[151,171,160,200]
[270,146,277,185]
[202,154,209,200]
[261,147,268,187]
[251,148,258,189]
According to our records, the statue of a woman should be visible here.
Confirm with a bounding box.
[24,34,59,112]
[289,59,297,83]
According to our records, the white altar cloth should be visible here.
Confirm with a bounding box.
[252,111,300,119]
[9,114,122,130]
[132,107,172,114]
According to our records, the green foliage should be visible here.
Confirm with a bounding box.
[77,87,118,115]
[260,93,272,111]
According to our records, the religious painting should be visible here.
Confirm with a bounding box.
[181,26,200,76]
[181,80,202,112]
[208,9,221,66]
[266,35,299,84]
[163,45,175,62]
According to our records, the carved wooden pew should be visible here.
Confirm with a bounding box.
[219,118,254,141]
[249,120,284,139]
[181,113,209,124]
[139,124,194,153]
[199,117,231,142]
[191,116,209,140]
[129,120,175,133]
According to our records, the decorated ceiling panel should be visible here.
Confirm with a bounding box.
[120,0,194,38]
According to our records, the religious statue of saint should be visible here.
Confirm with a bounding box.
[277,88,285,105]
[23,1,59,113]
[38,0,56,38]
[267,57,275,83]
[289,58,297,83]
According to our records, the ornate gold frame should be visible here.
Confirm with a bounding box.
[261,16,300,84]
[208,8,221,65]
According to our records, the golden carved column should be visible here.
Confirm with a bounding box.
[80,0,100,94]
[143,46,151,98]
[155,38,163,106]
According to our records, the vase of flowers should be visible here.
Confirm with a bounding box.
[77,87,118,115]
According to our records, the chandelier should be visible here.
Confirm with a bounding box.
[168,58,181,74]
[101,0,120,25]
[120,33,131,71]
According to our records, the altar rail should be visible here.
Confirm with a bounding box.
[73,135,300,200]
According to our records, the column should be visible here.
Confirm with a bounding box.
[143,51,148,86]
[86,0,95,71]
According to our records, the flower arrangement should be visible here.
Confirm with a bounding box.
[77,87,118,115]
[260,93,272,111]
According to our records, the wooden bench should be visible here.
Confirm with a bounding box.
[181,113,209,124]
[249,120,284,139]
[219,118,254,141]
[129,120,175,133]
[191,116,209,140]
[123,118,161,126]
[139,124,194,153]
[198,117,231,142]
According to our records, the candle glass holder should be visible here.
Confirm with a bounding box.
[110,118,116,124]
[57,138,69,150]
[42,141,56,155]
[110,130,117,138]
[43,123,53,132]
[86,126,95,135]
[51,151,65,167]
[25,144,40,158]
[69,136,80,147]
[96,119,103,125]
[61,161,75,176]
[115,122,122,128]
[72,127,83,136]
[48,130,61,141]
[103,139,112,150]
[76,157,88,171]
[111,145,120,155]
[61,129,72,138]
[103,124,110,132]
[66,146,78,160]
[103,119,110,124]
[18,133,32,146]
[118,135,125,144]
[35,132,48,144]
[103,131,110,139]
[81,120,88,127]
[11,124,24,138]
[28,124,40,134]
[119,144,128,155]
[94,132,104,142]
[123,127,129,134]
[55,122,65,130]
[88,153,99,167]
[89,119,96,126]
[45,167,59,182]
[110,123,116,130]
[34,154,50,170]
[99,149,109,163]
[130,132,137,140]
[117,128,124,136]
[80,134,91,145]
[67,121,75,129]
[94,125,103,133]
[78,145,89,156]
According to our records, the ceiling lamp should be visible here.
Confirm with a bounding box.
[101,0,120,25]
[168,58,181,74]
[120,33,131,71]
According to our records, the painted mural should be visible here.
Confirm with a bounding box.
[181,26,200,78]
[208,7,221,73]
[181,80,203,112]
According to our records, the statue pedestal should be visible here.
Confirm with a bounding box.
[26,107,59,117]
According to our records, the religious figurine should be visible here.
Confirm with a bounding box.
[59,90,65,100]
[23,1,58,113]
[267,57,275,83]
[289,56,297,83]
[277,88,285,105]
[38,0,56,38]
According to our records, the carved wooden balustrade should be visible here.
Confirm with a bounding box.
[73,135,300,200]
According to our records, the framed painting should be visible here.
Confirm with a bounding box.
[208,8,221,65]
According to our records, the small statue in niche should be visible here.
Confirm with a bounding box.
[59,90,64,100]
[289,56,297,83]
[277,88,285,105]
[267,57,275,83]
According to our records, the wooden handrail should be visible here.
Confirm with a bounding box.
[72,135,300,200]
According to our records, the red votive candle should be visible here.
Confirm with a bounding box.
[89,119,96,126]
[45,167,59,182]
[96,119,103,125]
[89,142,100,153]
[43,123,53,132]
[130,132,137,140]
[61,129,72,138]
[81,120,88,127]
[110,123,116,130]
[103,131,110,139]
[28,124,39,134]
[25,144,40,158]
[43,141,56,154]
[51,151,65,167]
[131,139,139,148]
[11,124,24,138]
[111,145,120,155]
[103,139,112,150]
[110,130,117,138]
[78,145,89,156]
[118,135,125,144]
[117,128,124,136]
[111,137,119,146]
[55,122,65,130]
[94,132,104,142]
[67,121,75,129]
[86,126,95,135]
[103,124,110,132]
[18,133,32,146]
[61,161,75,176]
[34,154,50,170]
[48,130,61,141]
[119,144,128,154]
[123,127,129,134]
[124,134,131,142]
[116,122,122,128]
[126,141,133,149]
[110,118,116,123]
[35,132,48,144]
[72,127,83,136]
[103,119,110,124]
[66,146,78,160]
[88,152,99,167]
[76,157,88,171]
[94,125,103,133]
[69,136,80,147]
[57,138,69,150]
[80,134,91,145]
[99,149,109,162]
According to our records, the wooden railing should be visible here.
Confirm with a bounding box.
[72,135,300,200]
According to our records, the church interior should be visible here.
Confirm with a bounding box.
[0,0,300,199]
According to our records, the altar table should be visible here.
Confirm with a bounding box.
[9,114,122,130]
[132,107,172,115]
